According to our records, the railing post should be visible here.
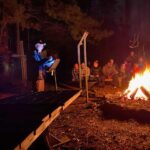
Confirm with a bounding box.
[78,45,82,89]
[77,31,89,102]
[84,37,89,102]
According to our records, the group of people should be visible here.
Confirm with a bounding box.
[72,51,146,87]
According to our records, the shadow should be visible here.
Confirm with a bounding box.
[100,102,150,124]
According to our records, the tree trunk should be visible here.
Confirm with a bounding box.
[0,22,6,43]
[16,21,20,54]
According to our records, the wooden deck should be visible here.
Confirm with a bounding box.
[0,90,82,150]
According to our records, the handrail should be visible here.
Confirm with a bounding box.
[77,31,89,102]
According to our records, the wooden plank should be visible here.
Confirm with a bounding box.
[63,90,82,110]
[18,107,62,150]
[19,111,60,150]
[51,106,62,119]
[14,145,21,150]
[42,114,50,122]
[53,135,70,148]
[14,91,81,150]
[14,132,34,150]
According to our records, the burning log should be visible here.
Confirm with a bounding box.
[130,88,138,100]
[123,90,129,97]
[124,69,150,100]
[140,86,150,99]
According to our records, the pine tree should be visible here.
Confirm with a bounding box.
[45,0,113,43]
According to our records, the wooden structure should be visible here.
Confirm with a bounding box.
[0,90,82,150]
[77,31,89,102]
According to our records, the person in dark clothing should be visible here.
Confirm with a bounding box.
[90,60,101,83]
[126,51,137,78]
[138,57,146,72]
[72,63,79,81]
[126,51,137,65]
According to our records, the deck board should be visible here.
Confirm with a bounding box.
[0,90,81,150]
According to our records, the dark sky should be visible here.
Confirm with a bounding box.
[4,0,150,63]
[27,0,150,63]
[2,0,150,82]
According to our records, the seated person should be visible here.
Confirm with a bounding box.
[81,63,90,80]
[132,63,140,76]
[138,57,146,72]
[118,62,127,87]
[90,60,103,86]
[102,59,118,86]
[126,51,137,67]
[90,60,101,81]
[72,63,79,81]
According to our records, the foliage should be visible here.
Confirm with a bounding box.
[45,0,113,42]
[0,0,40,41]
[0,0,113,45]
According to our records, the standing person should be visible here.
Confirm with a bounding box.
[32,40,51,91]
[33,40,47,79]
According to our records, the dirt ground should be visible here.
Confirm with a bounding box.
[48,85,150,149]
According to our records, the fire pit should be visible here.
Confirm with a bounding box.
[124,69,150,100]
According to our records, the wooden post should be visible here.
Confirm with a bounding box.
[16,21,20,55]
[77,45,82,89]
[130,88,138,99]
[77,32,89,102]
[84,37,89,102]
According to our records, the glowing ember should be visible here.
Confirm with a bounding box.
[124,69,150,100]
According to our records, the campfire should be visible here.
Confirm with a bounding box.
[124,69,150,100]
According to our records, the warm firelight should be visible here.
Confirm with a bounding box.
[124,69,150,100]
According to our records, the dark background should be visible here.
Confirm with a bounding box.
[2,0,150,83]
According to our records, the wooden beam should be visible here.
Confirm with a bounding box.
[18,107,62,150]
[130,88,138,99]
[63,90,82,110]
[140,86,150,99]
[14,90,82,150]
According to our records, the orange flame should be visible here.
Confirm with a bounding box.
[124,69,150,100]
